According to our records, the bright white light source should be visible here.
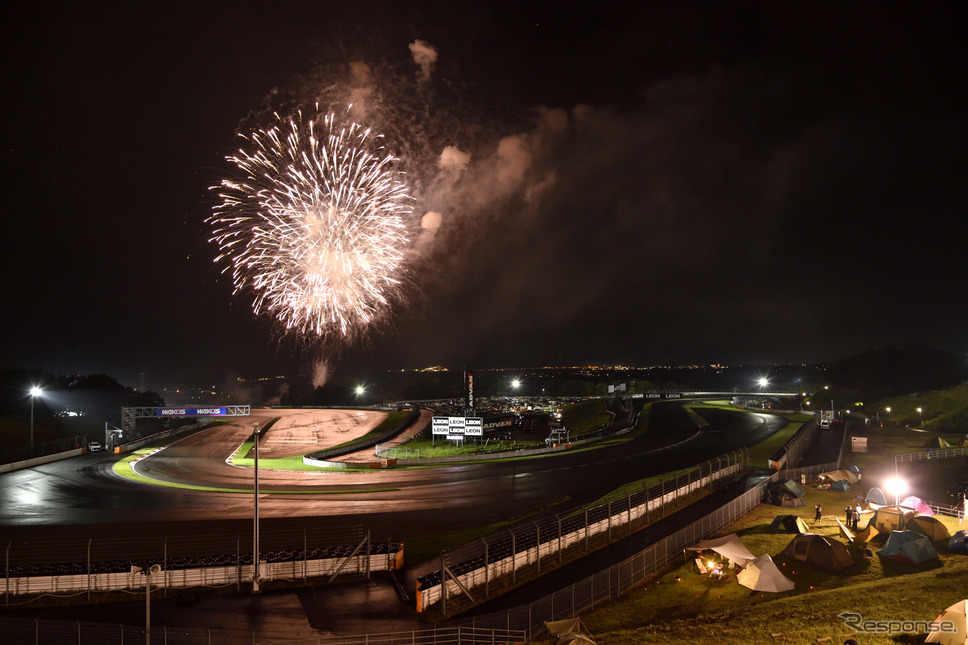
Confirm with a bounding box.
[884,476,908,500]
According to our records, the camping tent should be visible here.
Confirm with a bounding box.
[924,599,967,644]
[830,480,852,492]
[870,506,908,533]
[878,530,940,565]
[836,517,856,543]
[736,554,794,592]
[907,515,951,541]
[900,496,934,516]
[847,465,861,474]
[768,515,810,534]
[545,619,597,645]
[924,436,955,450]
[865,487,888,505]
[818,469,859,485]
[780,533,854,570]
[949,530,968,555]
[781,479,807,499]
[687,533,756,568]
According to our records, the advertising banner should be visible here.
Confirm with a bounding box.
[155,407,228,417]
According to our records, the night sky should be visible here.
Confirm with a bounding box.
[5,1,966,390]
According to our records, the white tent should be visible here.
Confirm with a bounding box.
[545,618,597,645]
[925,599,968,644]
[687,533,756,568]
[736,554,794,593]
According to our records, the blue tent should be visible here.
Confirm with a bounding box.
[848,465,860,473]
[878,530,939,565]
[949,530,968,554]
[830,480,852,492]
[865,487,888,505]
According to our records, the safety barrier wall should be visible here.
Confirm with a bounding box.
[768,418,819,470]
[2,549,403,598]
[416,449,748,614]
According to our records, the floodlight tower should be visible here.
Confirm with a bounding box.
[29,386,43,447]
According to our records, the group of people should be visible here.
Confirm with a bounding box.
[844,503,863,529]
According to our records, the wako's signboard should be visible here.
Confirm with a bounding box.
[155,407,228,417]
[433,416,483,440]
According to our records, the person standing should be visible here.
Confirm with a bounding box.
[845,506,853,528]
[815,504,823,522]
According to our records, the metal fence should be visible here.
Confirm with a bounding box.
[418,449,749,616]
[449,461,836,640]
[895,446,968,463]
[2,525,401,602]
[0,619,526,645]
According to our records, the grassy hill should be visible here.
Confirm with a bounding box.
[562,485,966,644]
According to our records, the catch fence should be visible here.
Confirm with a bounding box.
[449,461,836,640]
[417,449,749,616]
[2,525,401,603]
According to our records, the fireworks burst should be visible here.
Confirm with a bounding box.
[208,108,412,344]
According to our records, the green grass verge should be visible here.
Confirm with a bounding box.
[112,448,398,495]
[747,418,805,467]
[561,399,615,437]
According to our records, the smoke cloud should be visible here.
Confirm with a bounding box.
[408,40,438,85]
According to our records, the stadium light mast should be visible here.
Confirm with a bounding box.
[29,386,43,447]
[252,421,260,593]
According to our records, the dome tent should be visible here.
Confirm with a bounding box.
[949,530,968,554]
[907,515,951,541]
[878,530,940,566]
[830,480,852,492]
[781,533,854,570]
[864,487,888,505]
[900,496,934,515]
[924,599,967,644]
[768,514,810,534]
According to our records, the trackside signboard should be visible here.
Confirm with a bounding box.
[155,407,228,416]
[432,416,483,439]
